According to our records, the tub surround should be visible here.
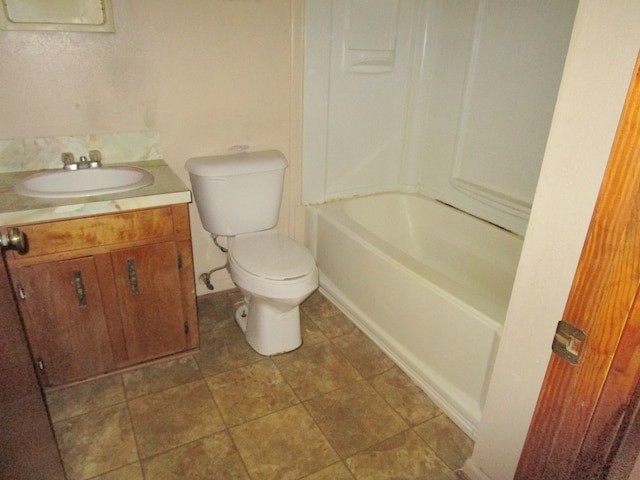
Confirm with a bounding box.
[303,0,577,236]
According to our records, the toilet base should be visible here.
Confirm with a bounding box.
[235,304,249,332]
[234,300,302,356]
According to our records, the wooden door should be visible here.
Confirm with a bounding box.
[14,256,115,386]
[0,252,66,479]
[516,53,640,478]
[111,241,187,364]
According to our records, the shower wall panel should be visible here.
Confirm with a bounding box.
[303,0,418,203]
[412,0,577,234]
[303,0,578,235]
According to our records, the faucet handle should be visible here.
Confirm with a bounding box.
[88,150,103,168]
[61,152,75,165]
[61,152,78,170]
[89,150,102,162]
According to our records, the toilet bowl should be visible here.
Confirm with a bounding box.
[228,231,318,355]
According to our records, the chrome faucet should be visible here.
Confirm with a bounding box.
[62,150,103,170]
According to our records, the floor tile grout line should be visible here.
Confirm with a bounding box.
[82,460,141,480]
[203,361,306,429]
[270,339,364,403]
[118,371,147,479]
[48,397,130,425]
[221,420,256,479]
[125,363,254,479]
[123,384,143,474]
[300,460,355,480]
[213,358,261,480]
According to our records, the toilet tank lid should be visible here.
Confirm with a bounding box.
[185,150,287,177]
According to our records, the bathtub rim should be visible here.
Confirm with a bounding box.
[307,196,513,330]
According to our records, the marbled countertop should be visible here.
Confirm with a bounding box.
[0,160,191,226]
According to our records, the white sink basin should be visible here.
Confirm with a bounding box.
[15,166,154,198]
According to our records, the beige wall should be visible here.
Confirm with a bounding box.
[0,0,304,295]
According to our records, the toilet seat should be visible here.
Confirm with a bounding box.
[230,231,316,281]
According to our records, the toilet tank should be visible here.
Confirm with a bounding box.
[185,150,288,236]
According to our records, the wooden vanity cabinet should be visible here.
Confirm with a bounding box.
[5,204,198,387]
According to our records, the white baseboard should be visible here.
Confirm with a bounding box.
[461,459,492,480]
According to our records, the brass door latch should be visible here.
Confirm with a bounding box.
[552,320,586,365]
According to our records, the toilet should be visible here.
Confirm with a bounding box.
[185,150,318,355]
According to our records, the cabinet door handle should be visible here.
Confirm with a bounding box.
[127,259,139,295]
[72,270,87,306]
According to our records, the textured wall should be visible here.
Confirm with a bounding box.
[0,0,303,294]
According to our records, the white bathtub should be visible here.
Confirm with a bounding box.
[305,193,523,438]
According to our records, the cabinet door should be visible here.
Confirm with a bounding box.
[13,257,115,386]
[111,241,187,364]
[1,253,66,479]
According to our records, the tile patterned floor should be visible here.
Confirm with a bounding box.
[46,290,474,480]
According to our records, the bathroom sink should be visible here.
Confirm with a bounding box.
[15,166,154,198]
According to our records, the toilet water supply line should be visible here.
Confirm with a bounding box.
[200,235,229,291]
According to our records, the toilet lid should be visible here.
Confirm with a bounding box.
[231,232,316,281]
